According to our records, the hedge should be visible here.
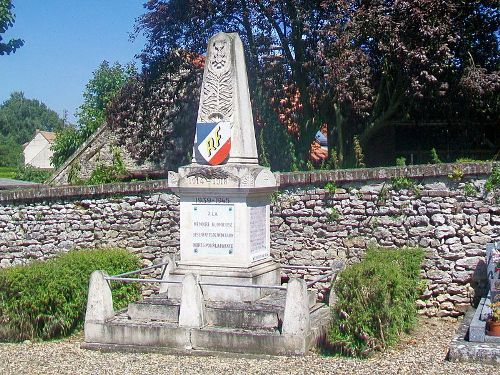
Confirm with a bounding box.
[328,247,425,357]
[0,248,141,341]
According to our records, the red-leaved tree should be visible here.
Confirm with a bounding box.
[108,0,499,170]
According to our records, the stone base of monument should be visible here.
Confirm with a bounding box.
[166,259,281,302]
[82,271,331,356]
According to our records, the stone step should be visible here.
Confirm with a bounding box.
[126,288,319,328]
[205,301,280,329]
[254,288,317,309]
[86,302,332,356]
[127,297,180,322]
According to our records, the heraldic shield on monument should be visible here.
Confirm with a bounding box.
[195,121,231,165]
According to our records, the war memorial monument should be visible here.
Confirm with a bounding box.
[82,32,332,355]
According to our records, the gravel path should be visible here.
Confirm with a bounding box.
[0,318,496,375]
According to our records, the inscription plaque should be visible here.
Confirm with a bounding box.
[249,206,267,261]
[192,204,235,256]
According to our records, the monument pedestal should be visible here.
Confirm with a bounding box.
[168,163,280,302]
[168,258,281,301]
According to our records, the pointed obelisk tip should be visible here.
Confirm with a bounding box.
[192,32,259,166]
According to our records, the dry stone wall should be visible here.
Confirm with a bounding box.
[0,163,499,316]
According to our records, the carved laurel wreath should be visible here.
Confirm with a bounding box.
[200,34,234,123]
[186,168,230,180]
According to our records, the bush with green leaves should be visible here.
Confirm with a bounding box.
[391,176,414,191]
[14,165,52,183]
[485,166,500,193]
[0,248,140,341]
[328,247,425,357]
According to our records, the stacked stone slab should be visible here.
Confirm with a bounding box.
[83,32,331,355]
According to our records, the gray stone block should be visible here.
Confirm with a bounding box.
[205,302,279,329]
[159,256,175,295]
[178,274,205,328]
[469,317,486,342]
[282,278,310,336]
[84,320,191,348]
[127,300,179,322]
[85,270,114,324]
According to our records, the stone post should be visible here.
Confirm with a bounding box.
[85,270,114,323]
[282,278,311,336]
[159,256,175,295]
[178,273,205,327]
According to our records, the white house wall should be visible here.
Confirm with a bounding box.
[24,133,54,169]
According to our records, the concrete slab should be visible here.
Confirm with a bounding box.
[127,298,180,322]
[448,307,500,364]
[469,297,487,342]
[205,301,279,329]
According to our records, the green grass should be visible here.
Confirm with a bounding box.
[0,167,17,179]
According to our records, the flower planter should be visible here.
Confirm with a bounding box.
[486,320,500,337]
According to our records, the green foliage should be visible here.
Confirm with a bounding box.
[324,182,337,194]
[14,165,52,183]
[395,157,406,167]
[0,248,140,341]
[327,207,342,222]
[0,166,15,178]
[430,148,441,164]
[485,167,500,192]
[0,92,63,145]
[0,0,23,55]
[462,182,477,197]
[86,147,126,185]
[391,176,414,191]
[77,61,136,141]
[448,167,464,182]
[353,136,365,168]
[50,125,80,169]
[67,162,83,185]
[376,185,389,206]
[51,61,135,168]
[270,191,282,204]
[328,247,425,357]
[65,147,128,186]
[0,134,22,166]
[455,157,479,163]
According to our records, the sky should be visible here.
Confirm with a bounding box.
[0,1,147,123]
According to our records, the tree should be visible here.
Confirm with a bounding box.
[51,61,136,168]
[0,0,23,55]
[0,92,63,144]
[108,51,203,169]
[108,0,499,170]
[0,134,21,166]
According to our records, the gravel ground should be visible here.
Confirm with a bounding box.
[0,318,496,375]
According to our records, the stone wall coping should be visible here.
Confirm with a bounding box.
[278,162,498,187]
[0,161,497,204]
[0,179,171,204]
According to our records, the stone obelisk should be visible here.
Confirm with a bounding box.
[168,32,280,302]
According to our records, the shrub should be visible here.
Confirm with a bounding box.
[0,248,140,341]
[485,166,500,192]
[395,156,406,166]
[14,165,52,183]
[391,176,414,190]
[430,148,442,164]
[328,247,425,357]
